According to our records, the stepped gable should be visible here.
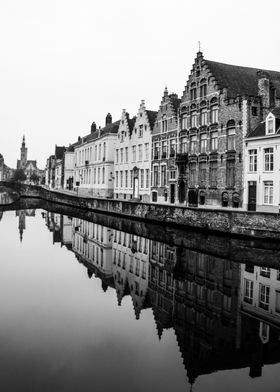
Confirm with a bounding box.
[204,59,280,99]
[247,107,280,138]
[146,110,157,129]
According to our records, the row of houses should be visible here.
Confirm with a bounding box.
[45,51,280,212]
[44,212,280,384]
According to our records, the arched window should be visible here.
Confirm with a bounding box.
[200,79,207,98]
[190,82,197,100]
[210,97,218,124]
[200,100,207,126]
[227,120,236,150]
[190,104,197,128]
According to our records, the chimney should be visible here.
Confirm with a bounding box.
[105,113,112,126]
[91,122,96,133]
[257,70,274,117]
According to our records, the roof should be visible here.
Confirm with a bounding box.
[247,109,280,138]
[205,59,280,99]
[169,94,181,113]
[125,113,136,133]
[101,120,120,136]
[272,107,280,118]
[146,110,157,129]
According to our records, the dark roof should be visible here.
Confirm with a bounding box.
[55,146,66,159]
[101,120,120,136]
[247,122,266,138]
[205,60,280,98]
[169,94,181,113]
[272,107,280,118]
[125,113,136,133]
[146,110,157,129]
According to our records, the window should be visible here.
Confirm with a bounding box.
[244,279,253,304]
[190,135,197,154]
[200,79,207,97]
[125,147,128,162]
[249,149,257,172]
[190,82,197,100]
[276,291,280,313]
[94,168,96,184]
[260,267,270,278]
[190,110,197,128]
[226,159,235,188]
[252,106,258,116]
[98,144,101,160]
[145,143,149,160]
[169,170,176,180]
[162,141,167,158]
[210,131,218,151]
[209,161,217,187]
[154,143,159,159]
[98,168,100,184]
[162,115,168,132]
[264,148,273,171]
[227,121,236,150]
[181,114,188,130]
[120,171,123,187]
[138,144,143,161]
[189,162,196,186]
[132,145,136,162]
[161,165,167,186]
[94,145,97,161]
[210,98,218,123]
[120,148,123,163]
[200,133,207,153]
[181,137,187,153]
[145,169,149,188]
[267,118,274,134]
[125,170,128,187]
[116,149,119,164]
[103,142,106,160]
[199,162,207,187]
[154,166,159,186]
[200,101,207,126]
[264,181,273,204]
[102,167,105,184]
[130,170,133,187]
[140,169,144,188]
[139,125,143,137]
[170,139,176,156]
[259,283,270,310]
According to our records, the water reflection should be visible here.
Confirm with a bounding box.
[38,210,280,388]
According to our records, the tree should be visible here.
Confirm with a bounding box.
[30,172,40,184]
[12,169,27,182]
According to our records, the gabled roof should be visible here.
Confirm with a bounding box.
[146,110,157,129]
[205,59,280,99]
[125,113,136,134]
[247,108,280,138]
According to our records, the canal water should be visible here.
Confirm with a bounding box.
[0,202,280,391]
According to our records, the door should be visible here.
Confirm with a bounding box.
[170,184,175,204]
[248,181,257,211]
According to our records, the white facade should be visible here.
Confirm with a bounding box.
[241,264,280,342]
[63,150,75,190]
[112,229,149,318]
[74,121,119,198]
[114,101,156,202]
[54,160,62,189]
[244,110,280,212]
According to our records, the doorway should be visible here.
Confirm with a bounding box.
[248,181,257,211]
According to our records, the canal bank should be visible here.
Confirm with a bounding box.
[1,181,280,240]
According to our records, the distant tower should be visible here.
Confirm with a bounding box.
[20,135,27,168]
[18,210,26,242]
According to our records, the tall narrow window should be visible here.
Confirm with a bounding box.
[190,82,197,100]
[200,101,207,126]
[161,165,167,186]
[259,284,270,310]
[200,79,207,98]
[132,145,136,162]
[145,169,149,189]
[170,139,176,156]
[249,149,257,172]
[210,97,218,123]
[102,167,105,184]
[264,148,273,171]
[210,131,218,151]
[200,133,207,153]
[209,161,217,187]
[190,135,197,155]
[154,143,159,159]
[199,162,207,187]
[244,279,253,304]
[189,163,197,186]
[264,181,273,204]
[162,141,167,158]
[181,114,188,130]
[226,159,235,187]
[138,144,143,161]
[227,120,236,151]
[103,142,106,161]
[125,147,128,162]
[140,169,144,188]
[162,115,167,132]
[154,166,159,186]
[181,137,187,154]
[190,108,197,128]
[145,143,149,160]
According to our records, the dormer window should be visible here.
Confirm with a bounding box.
[266,113,275,135]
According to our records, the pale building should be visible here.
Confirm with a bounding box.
[74,114,120,198]
[241,263,280,343]
[114,101,157,202]
[112,229,149,318]
[244,108,280,212]
[63,146,75,190]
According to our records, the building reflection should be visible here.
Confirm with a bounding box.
[16,209,36,242]
[41,212,280,387]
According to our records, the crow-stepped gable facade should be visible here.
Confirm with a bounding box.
[177,51,280,208]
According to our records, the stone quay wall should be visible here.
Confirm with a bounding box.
[2,181,280,240]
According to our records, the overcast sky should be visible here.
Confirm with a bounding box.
[0,0,279,168]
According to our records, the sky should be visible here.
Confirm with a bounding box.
[0,0,279,168]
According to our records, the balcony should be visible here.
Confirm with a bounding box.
[175,153,188,164]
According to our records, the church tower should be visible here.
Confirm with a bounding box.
[20,135,27,168]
